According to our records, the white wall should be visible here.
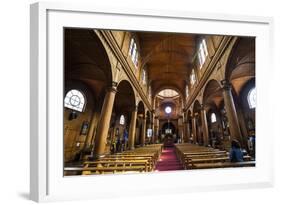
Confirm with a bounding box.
[0,0,280,204]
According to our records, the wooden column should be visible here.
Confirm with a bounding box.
[93,84,117,158]
[182,112,187,143]
[200,105,210,146]
[178,116,184,143]
[84,112,98,150]
[128,106,138,150]
[192,116,197,144]
[221,80,243,145]
[186,121,191,143]
[182,120,187,143]
[236,104,249,149]
[154,116,159,143]
[141,116,146,146]
[151,111,155,144]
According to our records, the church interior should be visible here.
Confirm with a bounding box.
[63,28,256,176]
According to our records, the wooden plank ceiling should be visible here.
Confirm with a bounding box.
[137,32,198,96]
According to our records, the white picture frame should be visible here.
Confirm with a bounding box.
[30,2,274,202]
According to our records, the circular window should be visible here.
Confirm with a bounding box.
[64,89,86,112]
[247,87,256,109]
[69,95,81,107]
[165,106,172,114]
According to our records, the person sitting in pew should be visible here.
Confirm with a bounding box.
[229,140,244,162]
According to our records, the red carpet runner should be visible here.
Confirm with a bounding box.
[155,146,184,171]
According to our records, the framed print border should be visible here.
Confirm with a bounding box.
[30,2,274,202]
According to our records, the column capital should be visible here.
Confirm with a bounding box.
[112,81,118,87]
[107,81,118,93]
[200,104,206,111]
[108,87,117,93]
[133,105,138,112]
[193,112,199,118]
[221,80,232,91]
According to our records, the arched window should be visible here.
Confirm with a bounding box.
[211,113,217,123]
[120,115,125,125]
[190,69,196,86]
[186,85,189,98]
[142,69,147,85]
[247,87,256,109]
[64,89,86,112]
[129,37,138,67]
[148,86,152,102]
[198,38,208,69]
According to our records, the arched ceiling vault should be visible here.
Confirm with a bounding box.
[137,32,198,96]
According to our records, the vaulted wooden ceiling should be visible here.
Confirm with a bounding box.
[65,29,112,98]
[137,32,198,96]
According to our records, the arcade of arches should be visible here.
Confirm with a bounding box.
[64,29,256,175]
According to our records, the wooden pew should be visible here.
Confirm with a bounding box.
[174,143,253,170]
[100,155,155,170]
[83,159,150,174]
[64,165,146,175]
[175,144,223,165]
[64,144,163,175]
[184,152,228,159]
[190,161,256,169]
[185,155,252,169]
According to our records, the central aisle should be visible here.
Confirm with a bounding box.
[155,145,184,171]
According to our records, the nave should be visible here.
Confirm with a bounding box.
[63,28,256,176]
[64,143,255,175]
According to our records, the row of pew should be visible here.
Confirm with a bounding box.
[175,143,255,170]
[64,144,163,176]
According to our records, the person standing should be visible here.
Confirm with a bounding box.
[229,140,244,162]
[116,136,121,152]
[123,129,128,150]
